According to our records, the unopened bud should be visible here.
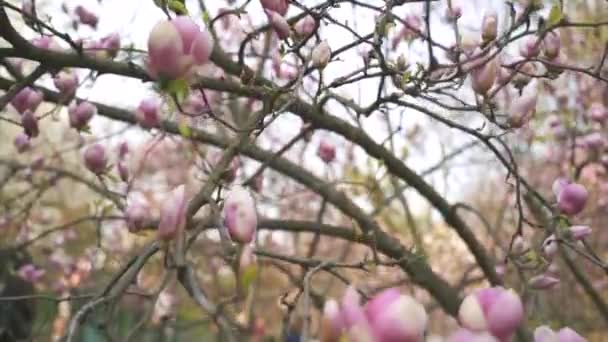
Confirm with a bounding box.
[223,187,257,244]
[84,144,107,174]
[311,40,331,69]
[158,185,188,241]
[21,110,39,137]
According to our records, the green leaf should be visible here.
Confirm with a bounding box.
[178,121,192,138]
[168,0,188,15]
[240,265,258,290]
[547,5,563,27]
[202,10,210,25]
[165,78,190,102]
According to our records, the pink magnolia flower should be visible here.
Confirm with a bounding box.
[266,10,290,40]
[444,5,462,22]
[135,98,161,128]
[507,86,537,128]
[100,33,121,57]
[520,36,542,58]
[470,56,497,95]
[83,144,107,174]
[31,36,59,50]
[17,264,46,283]
[365,288,428,342]
[223,187,258,244]
[158,185,188,241]
[458,287,524,340]
[260,0,289,16]
[529,274,560,290]
[147,16,213,80]
[11,87,43,114]
[587,102,607,122]
[126,201,151,233]
[481,10,498,42]
[317,140,336,163]
[21,110,39,137]
[568,225,592,240]
[53,70,79,97]
[392,15,422,48]
[68,101,96,130]
[557,183,588,216]
[14,133,31,153]
[294,15,316,37]
[75,5,98,28]
[447,329,499,342]
[543,31,561,60]
[534,326,586,342]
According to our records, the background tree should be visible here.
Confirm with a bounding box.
[0,0,607,341]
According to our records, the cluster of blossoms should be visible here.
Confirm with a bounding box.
[320,286,585,342]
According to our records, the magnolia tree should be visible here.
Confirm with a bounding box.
[0,0,607,341]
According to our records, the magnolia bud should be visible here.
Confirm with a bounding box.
[552,177,570,198]
[84,144,107,174]
[260,0,289,16]
[568,225,592,241]
[294,15,316,37]
[147,17,213,80]
[75,5,98,28]
[53,71,79,96]
[534,326,586,342]
[583,132,605,150]
[266,10,290,40]
[171,16,213,65]
[458,287,524,339]
[511,62,536,88]
[558,183,588,216]
[14,133,31,153]
[100,33,121,57]
[587,102,607,122]
[223,187,257,244]
[543,31,560,60]
[365,288,428,342]
[68,101,96,130]
[126,201,151,233]
[31,36,58,50]
[21,110,39,137]
[17,264,45,283]
[311,40,331,69]
[11,87,43,114]
[135,98,160,128]
[147,20,192,79]
[447,329,499,342]
[507,87,537,128]
[481,11,498,42]
[471,57,497,95]
[158,185,188,241]
[317,140,336,163]
[519,36,541,58]
[529,274,560,290]
[445,5,462,22]
[541,235,558,259]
